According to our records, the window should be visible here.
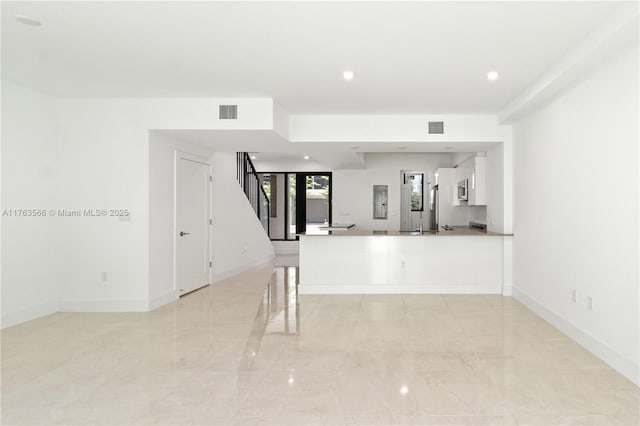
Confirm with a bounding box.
[404,172,423,211]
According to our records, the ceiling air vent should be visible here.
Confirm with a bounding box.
[428,121,444,134]
[219,105,238,120]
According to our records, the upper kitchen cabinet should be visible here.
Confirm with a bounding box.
[456,155,486,206]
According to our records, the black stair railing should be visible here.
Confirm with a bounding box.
[237,152,270,235]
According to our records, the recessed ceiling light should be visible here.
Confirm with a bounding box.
[304,155,310,160]
[250,155,256,160]
[487,71,499,81]
[15,15,42,27]
[343,70,354,81]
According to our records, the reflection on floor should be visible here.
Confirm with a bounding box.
[241,266,298,370]
[2,258,639,425]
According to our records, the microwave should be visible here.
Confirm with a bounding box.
[457,179,468,201]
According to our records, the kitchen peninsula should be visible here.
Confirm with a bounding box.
[298,228,513,295]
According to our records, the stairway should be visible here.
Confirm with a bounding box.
[236,152,270,234]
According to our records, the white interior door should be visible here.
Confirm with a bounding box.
[176,156,211,295]
[400,183,412,231]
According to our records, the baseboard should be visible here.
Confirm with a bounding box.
[298,284,502,294]
[502,285,513,296]
[513,287,639,387]
[1,301,58,329]
[274,247,299,255]
[148,291,179,310]
[272,241,299,255]
[213,253,276,283]
[4,254,275,322]
[58,299,150,312]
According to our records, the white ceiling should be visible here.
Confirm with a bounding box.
[158,128,500,168]
[1,1,623,114]
[159,129,498,153]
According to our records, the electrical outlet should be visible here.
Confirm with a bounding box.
[101,272,108,282]
[571,289,576,303]
[400,260,405,269]
[587,297,593,311]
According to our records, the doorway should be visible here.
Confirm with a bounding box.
[259,172,332,240]
[295,173,331,235]
[175,154,211,295]
[400,170,425,232]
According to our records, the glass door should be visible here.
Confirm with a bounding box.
[261,172,331,240]
[286,174,297,240]
[293,173,331,236]
[304,174,330,233]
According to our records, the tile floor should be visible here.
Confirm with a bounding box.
[2,258,639,425]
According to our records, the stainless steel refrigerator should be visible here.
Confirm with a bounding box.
[429,184,439,231]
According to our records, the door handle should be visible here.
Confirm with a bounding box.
[180,231,190,236]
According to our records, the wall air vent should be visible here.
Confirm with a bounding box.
[428,121,444,134]
[219,105,238,120]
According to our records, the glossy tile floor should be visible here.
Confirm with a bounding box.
[2,258,639,426]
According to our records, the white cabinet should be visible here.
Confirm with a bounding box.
[456,156,486,206]
[435,168,468,226]
[469,156,486,206]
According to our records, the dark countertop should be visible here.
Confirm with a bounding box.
[300,227,513,237]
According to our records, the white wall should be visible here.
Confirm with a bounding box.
[253,158,329,173]
[512,45,639,384]
[273,102,291,140]
[486,143,504,232]
[450,152,476,167]
[290,114,512,143]
[333,153,453,231]
[2,90,276,324]
[211,152,275,281]
[51,97,273,312]
[149,133,275,301]
[148,131,215,307]
[1,81,60,327]
[53,101,149,310]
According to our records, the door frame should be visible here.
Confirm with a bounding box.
[256,172,332,240]
[173,151,213,295]
[294,172,332,239]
